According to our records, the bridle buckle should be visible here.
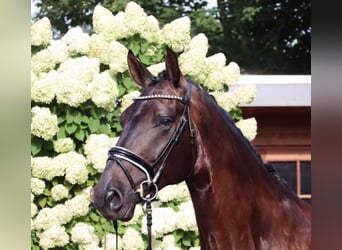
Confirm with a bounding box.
[137,181,158,201]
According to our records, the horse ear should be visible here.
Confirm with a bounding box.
[127,50,154,88]
[165,47,187,89]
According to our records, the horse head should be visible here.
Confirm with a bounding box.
[92,48,195,221]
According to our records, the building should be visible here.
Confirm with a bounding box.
[235,75,311,203]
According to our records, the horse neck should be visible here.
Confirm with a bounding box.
[185,90,310,249]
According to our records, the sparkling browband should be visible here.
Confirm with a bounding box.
[133,94,185,103]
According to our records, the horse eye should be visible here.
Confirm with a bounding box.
[158,117,173,127]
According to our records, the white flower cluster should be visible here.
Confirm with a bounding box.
[71,222,99,248]
[31,106,58,141]
[31,151,88,183]
[235,117,258,141]
[51,184,69,201]
[120,90,141,112]
[121,228,145,250]
[211,84,256,112]
[158,181,190,203]
[31,17,52,46]
[179,34,241,90]
[38,225,69,249]
[53,137,75,153]
[32,190,93,249]
[31,23,120,110]
[84,134,117,172]
[31,177,45,195]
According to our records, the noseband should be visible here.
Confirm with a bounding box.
[106,81,195,250]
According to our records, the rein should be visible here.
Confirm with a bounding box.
[107,81,195,250]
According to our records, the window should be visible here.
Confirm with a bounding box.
[260,152,311,204]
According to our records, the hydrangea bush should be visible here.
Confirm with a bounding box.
[31,2,257,249]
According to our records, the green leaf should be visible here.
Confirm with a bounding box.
[66,109,74,124]
[130,42,140,55]
[65,123,77,134]
[90,212,100,222]
[57,126,67,138]
[99,124,111,134]
[139,54,150,64]
[73,111,82,124]
[31,137,42,156]
[74,128,85,141]
[38,197,47,208]
[88,117,100,133]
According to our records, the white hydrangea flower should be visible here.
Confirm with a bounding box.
[53,137,75,153]
[62,27,90,55]
[222,62,240,87]
[34,207,59,230]
[160,234,181,250]
[120,91,140,112]
[184,33,209,57]
[93,5,130,41]
[90,71,119,111]
[124,2,148,35]
[232,84,256,104]
[211,84,256,112]
[121,228,145,250]
[71,222,99,246]
[31,156,53,180]
[31,70,38,87]
[210,91,236,112]
[88,34,110,64]
[147,62,165,76]
[235,118,257,141]
[175,200,197,231]
[31,106,58,141]
[51,184,69,201]
[31,49,56,74]
[179,34,209,83]
[52,204,73,225]
[158,182,190,202]
[121,203,144,226]
[108,41,129,74]
[55,77,90,107]
[31,177,45,195]
[31,202,38,218]
[38,225,69,250]
[189,247,201,250]
[142,207,177,238]
[64,152,88,184]
[56,56,99,107]
[205,53,227,72]
[31,17,52,46]
[140,15,161,44]
[161,16,191,52]
[65,192,90,217]
[102,233,121,250]
[31,70,58,104]
[84,133,112,172]
[47,40,69,64]
[202,70,225,91]
[47,153,70,179]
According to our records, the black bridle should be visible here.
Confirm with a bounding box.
[106,80,195,250]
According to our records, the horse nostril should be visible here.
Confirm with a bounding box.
[105,188,123,211]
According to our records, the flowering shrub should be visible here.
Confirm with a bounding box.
[31,2,257,249]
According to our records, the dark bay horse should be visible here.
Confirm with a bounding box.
[93,48,311,249]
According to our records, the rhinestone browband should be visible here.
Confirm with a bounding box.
[133,94,185,102]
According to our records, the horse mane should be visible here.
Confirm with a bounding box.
[188,77,288,186]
